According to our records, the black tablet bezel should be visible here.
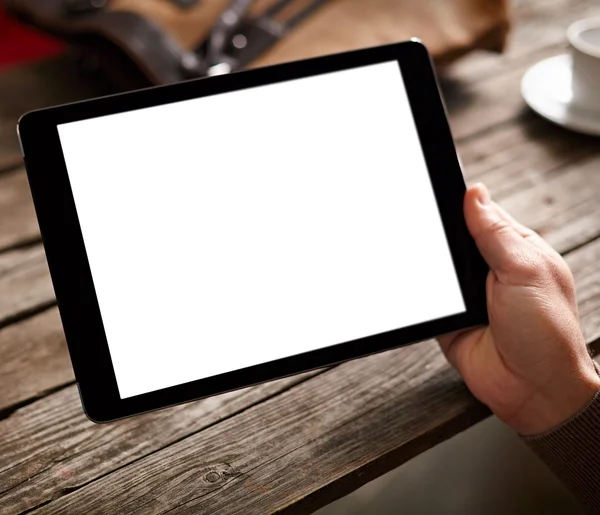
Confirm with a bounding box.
[18,40,488,423]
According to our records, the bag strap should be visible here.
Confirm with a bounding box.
[61,0,330,78]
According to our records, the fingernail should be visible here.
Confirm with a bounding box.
[476,184,491,206]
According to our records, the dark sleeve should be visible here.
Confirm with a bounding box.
[523,363,600,514]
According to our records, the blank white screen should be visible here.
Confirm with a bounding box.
[57,61,465,399]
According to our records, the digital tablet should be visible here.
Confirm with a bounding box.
[18,41,488,423]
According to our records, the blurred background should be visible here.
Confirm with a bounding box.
[0,1,63,69]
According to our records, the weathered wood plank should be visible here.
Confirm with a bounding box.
[30,231,600,514]
[0,244,53,327]
[0,154,22,174]
[3,222,599,515]
[2,343,481,515]
[0,167,40,253]
[0,370,324,515]
[0,308,71,414]
[458,116,598,200]
[495,153,600,253]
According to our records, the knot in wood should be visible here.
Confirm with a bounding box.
[205,471,221,483]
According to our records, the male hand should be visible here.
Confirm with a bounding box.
[438,183,600,436]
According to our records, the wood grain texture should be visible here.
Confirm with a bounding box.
[0,307,71,414]
[29,229,600,515]
[458,117,598,200]
[0,370,324,515]
[495,153,600,253]
[28,342,483,515]
[5,234,600,514]
[0,168,40,253]
[0,244,54,327]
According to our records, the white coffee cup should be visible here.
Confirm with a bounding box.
[568,18,600,112]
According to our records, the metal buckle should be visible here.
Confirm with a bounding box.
[183,0,330,77]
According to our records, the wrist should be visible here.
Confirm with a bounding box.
[510,362,600,437]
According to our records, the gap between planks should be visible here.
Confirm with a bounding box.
[0,380,74,422]
[0,244,55,330]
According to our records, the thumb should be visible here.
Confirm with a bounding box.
[465,184,531,275]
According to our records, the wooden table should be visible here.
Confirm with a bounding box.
[1,0,599,513]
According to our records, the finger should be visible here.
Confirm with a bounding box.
[437,330,474,374]
[437,331,461,367]
[464,184,536,276]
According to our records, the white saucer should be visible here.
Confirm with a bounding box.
[521,54,600,136]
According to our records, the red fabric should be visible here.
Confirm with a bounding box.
[0,2,63,69]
